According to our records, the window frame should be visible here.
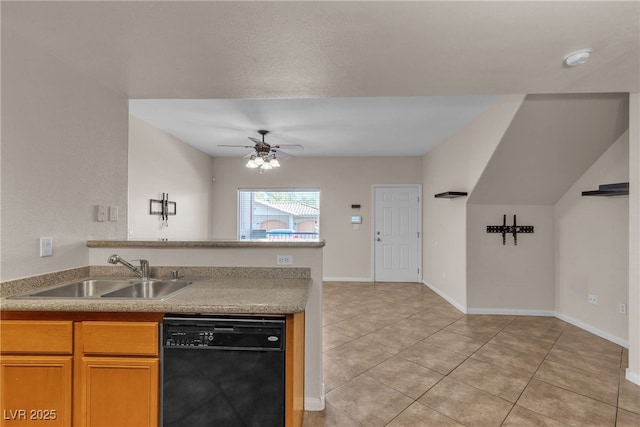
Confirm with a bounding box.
[237,188,320,241]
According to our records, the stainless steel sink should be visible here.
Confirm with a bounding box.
[21,279,137,298]
[10,278,192,300]
[100,280,192,300]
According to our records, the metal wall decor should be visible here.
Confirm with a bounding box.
[487,214,534,245]
[150,192,176,227]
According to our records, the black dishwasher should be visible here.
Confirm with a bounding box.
[161,314,286,427]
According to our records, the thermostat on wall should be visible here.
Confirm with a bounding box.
[351,215,362,224]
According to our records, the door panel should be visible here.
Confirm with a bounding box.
[374,186,420,282]
[78,357,158,427]
[0,356,72,427]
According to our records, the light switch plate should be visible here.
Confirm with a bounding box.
[40,236,53,257]
[97,205,107,222]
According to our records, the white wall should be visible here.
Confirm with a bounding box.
[210,156,423,280]
[555,132,629,343]
[1,31,128,281]
[422,95,525,309]
[128,115,214,239]
[467,204,555,313]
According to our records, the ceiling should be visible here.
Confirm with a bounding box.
[4,1,638,157]
[129,96,500,157]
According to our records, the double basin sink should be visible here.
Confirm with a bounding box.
[11,278,193,301]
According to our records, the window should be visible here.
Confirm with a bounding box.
[238,189,320,240]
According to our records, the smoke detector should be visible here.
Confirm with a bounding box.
[564,48,592,67]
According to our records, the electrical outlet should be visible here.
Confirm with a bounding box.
[588,294,598,305]
[619,303,627,315]
[40,236,53,257]
[276,255,292,265]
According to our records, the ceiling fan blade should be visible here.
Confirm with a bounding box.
[273,144,304,151]
[273,149,293,159]
[218,144,254,148]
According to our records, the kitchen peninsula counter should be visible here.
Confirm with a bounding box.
[1,275,310,314]
[86,238,325,249]
[3,238,325,410]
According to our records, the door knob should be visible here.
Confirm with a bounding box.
[376,238,381,242]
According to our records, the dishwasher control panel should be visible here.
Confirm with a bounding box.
[162,315,285,351]
[164,330,216,347]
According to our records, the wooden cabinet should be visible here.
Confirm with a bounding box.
[0,321,74,427]
[0,316,160,427]
[76,357,158,427]
[73,321,159,427]
[285,312,305,427]
[0,356,72,427]
[1,312,304,427]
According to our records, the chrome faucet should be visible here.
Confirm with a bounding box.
[107,254,150,280]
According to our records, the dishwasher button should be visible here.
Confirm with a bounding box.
[268,336,279,342]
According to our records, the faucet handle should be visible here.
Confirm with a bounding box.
[171,270,179,280]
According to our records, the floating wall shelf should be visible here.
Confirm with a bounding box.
[581,182,629,197]
[434,191,468,199]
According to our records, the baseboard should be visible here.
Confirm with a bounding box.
[467,308,556,317]
[304,393,325,411]
[626,368,640,386]
[421,281,629,348]
[323,276,373,282]
[422,280,467,314]
[555,312,629,348]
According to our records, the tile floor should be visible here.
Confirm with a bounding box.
[303,281,640,427]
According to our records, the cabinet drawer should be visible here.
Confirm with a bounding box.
[80,322,158,356]
[0,321,73,354]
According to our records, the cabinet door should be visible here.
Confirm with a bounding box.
[0,356,72,427]
[77,357,158,427]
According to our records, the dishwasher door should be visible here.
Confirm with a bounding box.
[161,315,286,427]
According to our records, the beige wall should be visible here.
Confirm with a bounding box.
[555,132,629,343]
[628,93,639,383]
[211,156,422,280]
[422,95,525,308]
[128,116,214,239]
[470,94,629,205]
[1,31,128,281]
[467,204,555,313]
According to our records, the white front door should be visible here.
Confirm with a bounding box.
[373,186,421,282]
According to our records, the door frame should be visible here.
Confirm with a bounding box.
[371,184,423,282]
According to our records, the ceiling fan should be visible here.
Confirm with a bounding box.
[218,130,303,170]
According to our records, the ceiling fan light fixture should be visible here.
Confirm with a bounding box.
[245,157,259,168]
[563,48,592,67]
[221,130,301,172]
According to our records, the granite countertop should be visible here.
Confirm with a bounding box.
[86,238,325,248]
[1,276,311,314]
